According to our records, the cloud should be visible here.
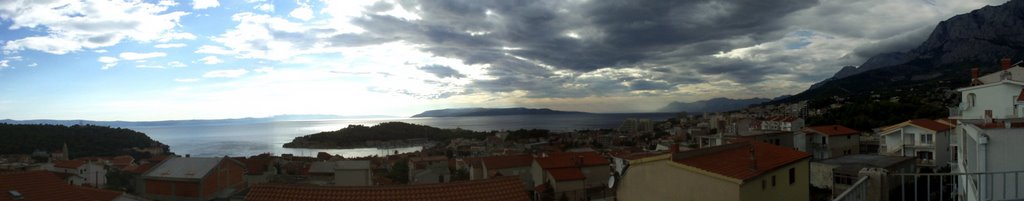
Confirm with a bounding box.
[203,69,249,78]
[0,1,193,54]
[418,64,466,78]
[27,63,37,67]
[168,61,187,68]
[120,52,167,60]
[98,56,119,69]
[193,0,220,10]
[254,67,274,73]
[198,56,224,64]
[155,43,187,48]
[255,3,275,12]
[136,64,165,69]
[289,3,314,21]
[0,60,8,68]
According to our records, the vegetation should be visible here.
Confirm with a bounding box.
[284,122,489,148]
[0,123,161,158]
[807,96,948,131]
[503,129,551,141]
[387,159,409,184]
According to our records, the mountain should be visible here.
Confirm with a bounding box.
[411,107,589,118]
[658,97,771,113]
[778,0,1024,104]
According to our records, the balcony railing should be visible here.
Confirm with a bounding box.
[889,171,1024,201]
[950,107,963,118]
[917,159,934,166]
[833,176,870,201]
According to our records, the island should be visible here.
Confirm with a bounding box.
[0,123,168,159]
[410,107,589,118]
[283,122,553,149]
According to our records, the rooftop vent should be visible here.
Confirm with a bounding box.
[9,190,24,200]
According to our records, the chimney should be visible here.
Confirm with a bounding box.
[749,145,757,170]
[971,68,984,86]
[1002,58,1012,71]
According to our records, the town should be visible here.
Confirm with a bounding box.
[2,58,1022,201]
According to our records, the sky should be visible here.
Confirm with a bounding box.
[0,0,1011,121]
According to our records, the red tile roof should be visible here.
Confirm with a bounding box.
[908,119,954,132]
[546,168,585,181]
[612,151,667,160]
[673,141,810,181]
[110,155,134,167]
[245,177,529,201]
[535,151,609,169]
[53,159,86,169]
[73,186,123,201]
[1018,89,1024,101]
[480,154,533,170]
[0,171,113,201]
[804,125,859,136]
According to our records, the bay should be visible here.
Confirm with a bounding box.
[122,113,676,158]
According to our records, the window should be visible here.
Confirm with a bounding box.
[968,93,976,107]
[789,168,796,184]
[772,175,776,187]
[917,151,934,160]
[921,134,933,145]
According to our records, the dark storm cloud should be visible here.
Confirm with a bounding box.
[418,64,467,78]
[335,0,823,97]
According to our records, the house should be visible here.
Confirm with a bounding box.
[139,157,246,201]
[408,155,451,184]
[244,177,529,201]
[803,125,861,159]
[951,59,1024,201]
[45,159,106,187]
[240,157,276,185]
[334,160,372,186]
[616,141,810,201]
[531,151,610,201]
[878,119,955,171]
[810,154,916,200]
[0,171,132,201]
[760,116,805,132]
[478,154,534,190]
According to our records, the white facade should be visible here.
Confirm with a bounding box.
[954,80,1024,120]
[879,125,950,169]
[953,65,1024,201]
[45,162,107,186]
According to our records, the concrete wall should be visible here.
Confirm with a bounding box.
[810,162,838,189]
[828,135,860,159]
[548,176,585,201]
[334,169,371,186]
[581,165,608,189]
[617,159,741,201]
[960,83,1023,119]
[739,158,810,201]
[982,128,1024,172]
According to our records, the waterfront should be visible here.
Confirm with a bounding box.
[124,113,676,157]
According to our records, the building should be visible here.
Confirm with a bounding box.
[244,177,529,201]
[408,155,451,184]
[139,157,246,201]
[0,171,132,201]
[951,59,1024,201]
[616,141,811,201]
[760,116,805,132]
[804,125,861,159]
[478,154,534,190]
[810,154,916,199]
[334,160,372,186]
[878,119,955,171]
[45,159,106,187]
[531,151,610,201]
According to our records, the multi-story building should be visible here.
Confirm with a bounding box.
[531,151,609,201]
[139,156,246,201]
[803,125,861,159]
[616,141,810,201]
[951,59,1024,201]
[878,119,954,171]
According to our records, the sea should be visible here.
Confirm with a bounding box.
[121,113,677,158]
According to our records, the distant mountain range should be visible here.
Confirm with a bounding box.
[411,107,589,118]
[0,114,397,127]
[778,0,1024,104]
[657,97,774,113]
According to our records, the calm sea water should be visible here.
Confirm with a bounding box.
[123,113,676,158]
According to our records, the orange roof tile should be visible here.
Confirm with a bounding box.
[74,186,123,201]
[245,177,529,201]
[480,154,533,170]
[52,160,86,169]
[908,119,954,132]
[546,168,585,181]
[110,155,134,166]
[804,125,859,136]
[535,151,609,169]
[673,141,810,181]
[0,171,91,201]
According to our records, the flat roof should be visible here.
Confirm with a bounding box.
[144,157,221,180]
[816,154,915,173]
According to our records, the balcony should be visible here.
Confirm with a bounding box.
[917,159,935,166]
[949,107,963,118]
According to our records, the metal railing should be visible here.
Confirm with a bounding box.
[834,176,870,201]
[890,170,1024,201]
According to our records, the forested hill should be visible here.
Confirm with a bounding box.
[284,122,489,148]
[0,123,163,158]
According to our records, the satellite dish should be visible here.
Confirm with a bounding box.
[607,176,615,188]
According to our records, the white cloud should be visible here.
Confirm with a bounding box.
[136,64,165,69]
[154,43,187,48]
[94,49,109,53]
[198,56,224,64]
[158,0,178,6]
[195,45,235,55]
[120,52,167,60]
[0,1,193,54]
[27,63,37,67]
[255,3,275,12]
[98,56,119,69]
[203,69,249,78]
[168,61,187,67]
[254,67,274,73]
[208,13,350,61]
[0,60,8,68]
[174,78,200,82]
[193,0,220,10]
[289,4,314,21]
